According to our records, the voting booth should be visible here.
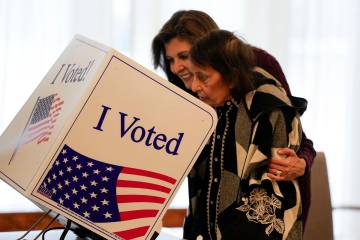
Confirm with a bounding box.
[0,35,217,240]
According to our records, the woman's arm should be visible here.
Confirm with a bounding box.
[267,131,316,181]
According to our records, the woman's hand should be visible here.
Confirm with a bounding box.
[267,148,306,181]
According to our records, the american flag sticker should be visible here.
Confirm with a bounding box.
[37,144,176,240]
[20,93,64,146]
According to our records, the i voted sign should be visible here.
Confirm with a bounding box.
[0,35,217,240]
[93,107,184,156]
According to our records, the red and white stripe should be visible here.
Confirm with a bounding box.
[100,167,176,240]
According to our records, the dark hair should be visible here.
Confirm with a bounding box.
[151,10,219,90]
[190,30,256,98]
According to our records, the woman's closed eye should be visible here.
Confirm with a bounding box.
[178,52,189,60]
[195,72,209,82]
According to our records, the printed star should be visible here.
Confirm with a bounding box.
[52,188,57,194]
[104,212,112,219]
[80,184,87,191]
[82,172,89,178]
[64,193,70,200]
[101,176,109,182]
[72,176,79,182]
[87,162,94,167]
[59,170,64,176]
[55,160,60,166]
[83,211,90,218]
[62,149,67,154]
[81,197,88,204]
[90,180,98,186]
[76,164,82,170]
[106,167,114,172]
[90,192,97,198]
[93,169,100,175]
[72,156,78,161]
[57,183,63,190]
[66,166,72,172]
[101,199,109,206]
[52,174,57,180]
[72,188,78,195]
[100,188,108,194]
[63,158,68,163]
[64,179,70,186]
[59,198,64,204]
[92,205,99,211]
[47,178,51,183]
[73,202,80,209]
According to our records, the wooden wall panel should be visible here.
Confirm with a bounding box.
[0,212,62,231]
[0,208,186,232]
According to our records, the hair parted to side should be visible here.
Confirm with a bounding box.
[190,29,256,98]
[151,10,219,90]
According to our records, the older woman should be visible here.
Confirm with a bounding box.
[185,29,303,240]
[151,11,315,233]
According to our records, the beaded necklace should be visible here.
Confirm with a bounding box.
[206,101,233,238]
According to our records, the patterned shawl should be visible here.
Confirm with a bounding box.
[217,68,303,239]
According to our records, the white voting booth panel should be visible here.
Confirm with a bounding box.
[0,35,217,240]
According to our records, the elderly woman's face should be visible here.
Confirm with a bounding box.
[190,64,231,107]
[164,37,193,89]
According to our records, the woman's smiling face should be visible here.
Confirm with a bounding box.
[164,37,194,89]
